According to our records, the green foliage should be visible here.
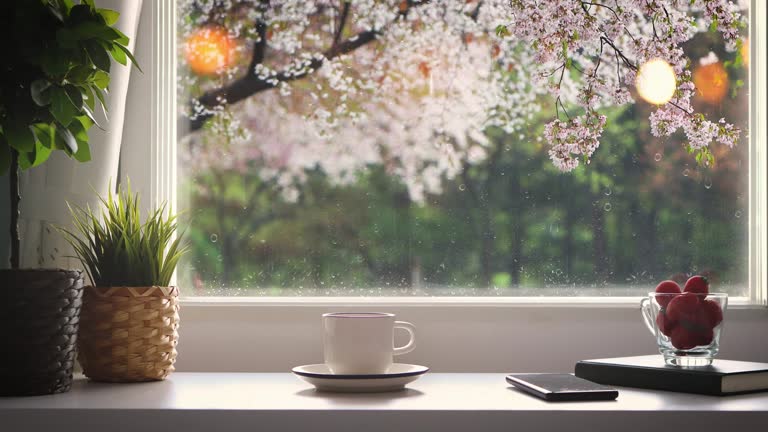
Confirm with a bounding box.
[59,184,188,287]
[180,100,748,294]
[0,0,139,174]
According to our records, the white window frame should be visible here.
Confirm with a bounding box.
[123,0,768,307]
[117,0,767,371]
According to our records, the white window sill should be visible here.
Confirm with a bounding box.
[2,373,765,432]
[172,299,768,373]
[179,295,759,308]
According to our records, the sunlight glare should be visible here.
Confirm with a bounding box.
[635,58,676,105]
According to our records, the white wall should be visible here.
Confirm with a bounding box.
[175,303,768,372]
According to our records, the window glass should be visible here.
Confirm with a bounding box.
[177,0,750,296]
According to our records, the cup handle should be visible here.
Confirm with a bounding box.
[640,297,656,337]
[393,321,416,356]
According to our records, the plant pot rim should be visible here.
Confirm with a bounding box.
[85,286,179,298]
[0,268,82,273]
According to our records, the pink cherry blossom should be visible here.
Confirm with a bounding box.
[179,0,747,200]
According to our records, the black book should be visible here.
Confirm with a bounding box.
[575,355,768,396]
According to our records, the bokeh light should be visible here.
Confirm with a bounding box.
[741,37,749,68]
[693,62,728,105]
[636,58,677,105]
[185,27,234,76]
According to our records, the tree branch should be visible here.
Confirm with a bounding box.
[248,21,268,73]
[186,30,378,132]
[183,1,431,134]
[333,1,351,48]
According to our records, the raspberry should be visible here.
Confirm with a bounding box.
[670,326,697,350]
[699,299,723,328]
[666,292,701,323]
[684,275,709,296]
[656,311,677,337]
[692,327,715,346]
[654,280,682,308]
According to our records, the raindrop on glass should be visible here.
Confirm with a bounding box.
[682,169,690,177]
[210,234,218,243]
[735,210,742,218]
[604,187,612,196]
[458,184,466,191]
[604,203,612,212]
[704,178,713,189]
[654,153,662,162]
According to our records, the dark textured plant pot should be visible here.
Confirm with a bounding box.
[0,269,84,396]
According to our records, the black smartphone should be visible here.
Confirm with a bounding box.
[506,373,619,402]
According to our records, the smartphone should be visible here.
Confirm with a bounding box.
[506,373,619,402]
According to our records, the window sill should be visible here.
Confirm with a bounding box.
[179,295,761,309]
[173,298,768,373]
[2,373,765,432]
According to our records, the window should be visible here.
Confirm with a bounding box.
[173,0,760,299]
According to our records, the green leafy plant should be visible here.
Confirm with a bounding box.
[59,184,187,287]
[0,0,139,268]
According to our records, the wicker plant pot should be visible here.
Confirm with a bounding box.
[78,286,179,382]
[0,269,84,396]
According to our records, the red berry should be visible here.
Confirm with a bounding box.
[684,275,709,296]
[692,327,715,346]
[666,292,701,323]
[656,311,677,336]
[654,280,682,308]
[670,326,697,350]
[699,299,723,328]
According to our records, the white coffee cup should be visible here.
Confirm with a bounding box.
[322,312,416,375]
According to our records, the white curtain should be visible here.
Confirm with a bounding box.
[19,0,144,269]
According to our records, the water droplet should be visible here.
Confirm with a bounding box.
[735,210,742,218]
[210,234,218,242]
[654,153,662,162]
[604,187,612,196]
[458,184,466,191]
[604,203,612,212]
[704,178,713,189]
[682,169,690,177]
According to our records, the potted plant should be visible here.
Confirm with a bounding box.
[60,184,187,382]
[0,0,137,395]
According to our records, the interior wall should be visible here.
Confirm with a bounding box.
[175,304,768,372]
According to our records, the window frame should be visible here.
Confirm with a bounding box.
[126,0,768,308]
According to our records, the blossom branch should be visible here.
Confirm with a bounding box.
[184,1,431,133]
[332,1,351,48]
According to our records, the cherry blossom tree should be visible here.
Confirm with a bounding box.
[179,0,746,202]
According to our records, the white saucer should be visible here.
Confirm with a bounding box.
[292,363,429,393]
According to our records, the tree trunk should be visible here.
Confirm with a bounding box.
[480,203,493,287]
[9,149,20,269]
[646,206,658,277]
[591,199,608,280]
[505,158,523,286]
[564,202,575,279]
[220,232,235,286]
[510,217,523,286]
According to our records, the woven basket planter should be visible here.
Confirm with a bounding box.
[0,269,84,396]
[78,286,179,382]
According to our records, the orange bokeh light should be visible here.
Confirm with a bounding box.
[185,27,234,76]
[693,62,728,105]
[741,38,749,68]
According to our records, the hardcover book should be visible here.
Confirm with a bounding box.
[575,355,768,396]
